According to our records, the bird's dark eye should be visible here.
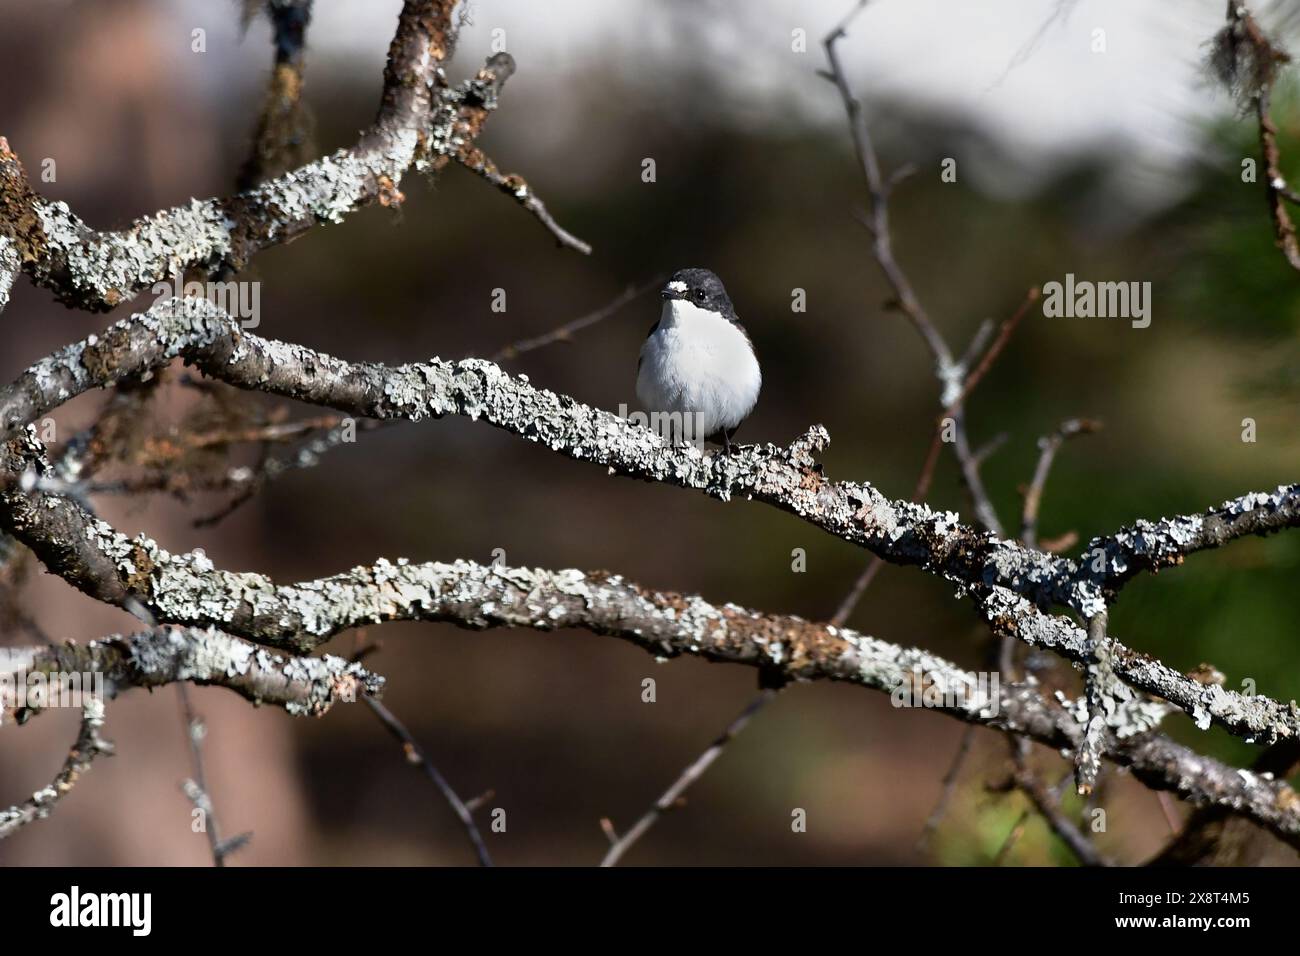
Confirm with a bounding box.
[693,290,706,302]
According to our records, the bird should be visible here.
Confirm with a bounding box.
[636,268,761,453]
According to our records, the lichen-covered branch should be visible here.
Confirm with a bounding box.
[1,421,1295,842]
[3,297,1296,626]
[1075,609,1115,795]
[0,2,585,312]
[0,235,18,315]
[2,571,1296,846]
[0,625,382,718]
[979,586,1299,745]
[1,0,1290,865]
[1082,490,1300,594]
[1,301,1297,746]
[0,699,112,839]
[2,433,1296,751]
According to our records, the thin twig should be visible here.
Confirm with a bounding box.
[826,7,952,369]
[181,415,349,450]
[454,153,592,255]
[600,687,779,867]
[492,276,664,361]
[830,556,886,629]
[176,685,250,866]
[938,287,1042,537]
[1217,3,1300,271]
[1011,744,1108,866]
[177,686,224,866]
[993,810,1031,865]
[899,289,1039,541]
[940,288,1041,420]
[364,696,494,867]
[1020,418,1101,546]
[826,5,1037,539]
[0,700,113,839]
[970,432,1010,468]
[1155,790,1183,834]
[916,725,975,852]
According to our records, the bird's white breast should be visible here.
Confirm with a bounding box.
[636,299,761,440]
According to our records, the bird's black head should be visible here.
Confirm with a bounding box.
[661,268,736,318]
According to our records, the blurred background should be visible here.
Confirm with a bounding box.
[1,0,1298,866]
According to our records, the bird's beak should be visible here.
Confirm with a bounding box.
[660,289,672,300]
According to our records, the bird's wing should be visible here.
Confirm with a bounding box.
[637,319,661,373]
[730,314,757,358]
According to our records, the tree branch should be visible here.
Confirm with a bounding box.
[0,235,17,315]
[0,698,112,839]
[177,685,251,866]
[1021,418,1100,546]
[2,301,1298,746]
[364,695,493,866]
[3,584,1296,846]
[599,687,778,867]
[3,297,1296,627]
[0,3,586,312]
[237,0,316,192]
[1,626,382,719]
[492,277,662,362]
[1213,2,1300,272]
[5,433,1300,749]
[978,586,1298,745]
[454,150,592,255]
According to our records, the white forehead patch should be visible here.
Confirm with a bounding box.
[667,280,687,293]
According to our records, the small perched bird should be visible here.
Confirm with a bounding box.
[636,268,761,452]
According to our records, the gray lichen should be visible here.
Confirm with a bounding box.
[4,296,1298,750]
[0,235,18,314]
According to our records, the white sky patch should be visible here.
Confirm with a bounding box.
[171,0,1290,210]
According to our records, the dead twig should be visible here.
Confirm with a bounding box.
[492,276,663,361]
[364,696,494,867]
